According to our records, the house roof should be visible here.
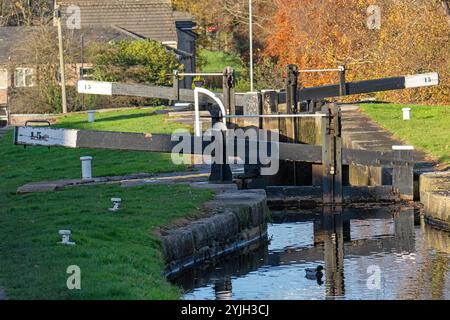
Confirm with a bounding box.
[57,0,179,43]
[0,1,196,64]
[69,26,137,43]
[0,27,38,64]
[0,26,137,65]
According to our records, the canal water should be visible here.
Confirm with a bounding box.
[169,206,450,300]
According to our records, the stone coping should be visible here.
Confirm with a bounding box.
[420,171,450,231]
[16,171,210,194]
[159,186,270,276]
[16,173,156,194]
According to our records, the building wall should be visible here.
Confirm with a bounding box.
[0,67,10,105]
[0,89,7,105]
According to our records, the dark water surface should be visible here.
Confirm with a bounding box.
[170,206,450,300]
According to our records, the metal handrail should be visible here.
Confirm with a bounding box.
[299,66,345,73]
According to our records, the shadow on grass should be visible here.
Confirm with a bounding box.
[57,111,159,128]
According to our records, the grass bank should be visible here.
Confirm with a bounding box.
[0,181,213,299]
[0,108,214,299]
[4,108,190,186]
[198,49,243,74]
[360,103,450,165]
[55,107,190,134]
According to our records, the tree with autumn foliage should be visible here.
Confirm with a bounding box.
[264,0,449,104]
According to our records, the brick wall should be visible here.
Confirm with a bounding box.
[0,89,7,105]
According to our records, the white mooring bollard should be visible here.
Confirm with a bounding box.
[109,198,122,212]
[59,230,76,246]
[402,108,411,121]
[80,156,93,180]
[87,110,96,123]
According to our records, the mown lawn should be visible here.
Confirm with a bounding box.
[55,107,191,134]
[0,182,213,300]
[360,103,450,165]
[0,108,214,299]
[199,49,243,74]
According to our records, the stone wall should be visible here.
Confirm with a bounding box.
[420,172,450,231]
[159,189,270,276]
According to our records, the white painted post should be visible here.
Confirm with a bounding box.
[402,108,411,121]
[59,230,75,246]
[109,198,122,212]
[80,156,93,180]
[87,110,96,123]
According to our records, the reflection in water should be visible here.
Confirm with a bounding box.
[215,278,233,300]
[431,256,448,300]
[321,209,346,299]
[423,222,450,300]
[169,206,450,300]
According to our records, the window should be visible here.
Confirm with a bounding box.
[14,68,34,88]
[0,69,7,89]
[80,66,95,79]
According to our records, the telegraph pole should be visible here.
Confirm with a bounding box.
[55,5,68,114]
[249,0,254,92]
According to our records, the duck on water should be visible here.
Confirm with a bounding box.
[305,266,324,286]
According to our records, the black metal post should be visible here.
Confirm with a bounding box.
[322,103,343,207]
[286,64,299,114]
[322,209,345,296]
[285,65,299,185]
[209,110,233,184]
[339,65,347,96]
[223,66,236,126]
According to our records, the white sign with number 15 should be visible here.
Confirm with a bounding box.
[404,73,439,89]
[77,80,113,95]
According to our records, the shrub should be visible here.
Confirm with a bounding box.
[88,39,182,86]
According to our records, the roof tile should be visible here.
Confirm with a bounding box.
[58,0,178,42]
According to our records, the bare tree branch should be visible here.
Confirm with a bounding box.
[0,0,52,26]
